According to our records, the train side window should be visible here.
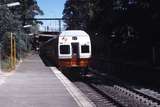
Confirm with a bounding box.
[60,45,70,54]
[81,45,89,53]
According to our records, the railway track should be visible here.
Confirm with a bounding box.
[87,83,160,107]
[63,68,160,107]
[74,82,118,107]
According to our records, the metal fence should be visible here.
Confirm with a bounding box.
[0,32,31,72]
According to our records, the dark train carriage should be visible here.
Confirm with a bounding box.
[40,36,58,66]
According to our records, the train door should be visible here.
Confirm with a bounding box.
[71,43,79,66]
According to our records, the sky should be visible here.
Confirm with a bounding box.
[36,0,66,31]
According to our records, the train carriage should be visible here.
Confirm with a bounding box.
[58,30,91,68]
[40,30,92,70]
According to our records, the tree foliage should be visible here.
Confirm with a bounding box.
[63,0,160,63]
[63,0,89,30]
[0,0,43,61]
[0,0,43,39]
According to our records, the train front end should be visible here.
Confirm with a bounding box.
[58,30,91,68]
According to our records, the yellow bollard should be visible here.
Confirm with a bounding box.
[10,32,13,70]
[10,32,16,70]
[13,36,16,69]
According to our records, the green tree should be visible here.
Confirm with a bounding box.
[63,0,89,30]
[0,0,43,68]
[63,0,160,63]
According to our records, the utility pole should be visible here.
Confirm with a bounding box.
[20,0,26,26]
[59,19,61,32]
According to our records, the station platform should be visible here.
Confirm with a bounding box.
[0,54,95,107]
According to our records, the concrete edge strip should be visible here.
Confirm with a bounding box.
[0,77,5,85]
[50,67,96,107]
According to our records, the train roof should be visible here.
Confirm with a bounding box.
[60,30,89,37]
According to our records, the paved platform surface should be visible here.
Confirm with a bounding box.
[0,54,94,107]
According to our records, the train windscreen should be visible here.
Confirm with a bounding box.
[81,45,89,53]
[60,45,70,54]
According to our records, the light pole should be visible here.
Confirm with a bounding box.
[9,2,20,70]
[23,25,33,52]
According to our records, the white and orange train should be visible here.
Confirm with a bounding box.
[40,30,92,69]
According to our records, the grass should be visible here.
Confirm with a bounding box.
[1,58,11,72]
